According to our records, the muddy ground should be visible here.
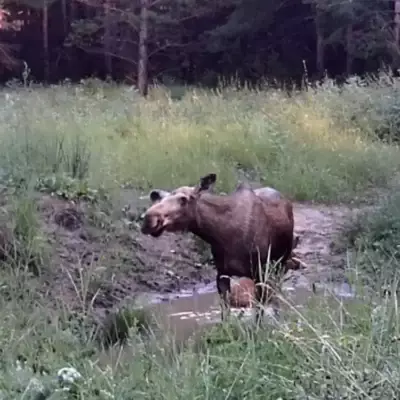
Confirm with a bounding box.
[36,193,216,314]
[0,185,363,320]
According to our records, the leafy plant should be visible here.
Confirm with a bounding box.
[35,174,107,203]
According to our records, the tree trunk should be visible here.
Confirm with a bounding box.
[42,0,49,82]
[104,0,113,77]
[314,4,324,77]
[392,0,400,72]
[345,23,353,76]
[138,0,149,97]
[61,0,67,36]
[395,0,400,46]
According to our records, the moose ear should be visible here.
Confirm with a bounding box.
[149,189,170,203]
[199,173,217,192]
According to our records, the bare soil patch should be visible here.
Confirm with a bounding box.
[287,202,355,287]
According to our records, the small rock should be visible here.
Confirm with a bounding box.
[122,218,133,227]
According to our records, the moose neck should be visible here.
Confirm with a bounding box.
[189,194,234,246]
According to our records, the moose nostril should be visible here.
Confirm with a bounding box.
[141,214,159,232]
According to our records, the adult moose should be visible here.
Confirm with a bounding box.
[140,173,295,324]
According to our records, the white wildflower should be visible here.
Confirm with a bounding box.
[57,367,82,385]
[15,359,26,371]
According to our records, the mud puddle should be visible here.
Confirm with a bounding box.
[138,279,356,344]
[134,202,358,342]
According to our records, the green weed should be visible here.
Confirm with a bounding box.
[343,190,400,288]
[0,272,397,399]
[7,196,49,277]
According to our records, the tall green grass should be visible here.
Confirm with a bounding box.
[0,74,399,202]
[343,188,400,288]
[0,262,399,399]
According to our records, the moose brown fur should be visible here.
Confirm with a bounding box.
[140,173,295,323]
[229,278,256,308]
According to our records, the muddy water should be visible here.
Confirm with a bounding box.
[136,278,356,344]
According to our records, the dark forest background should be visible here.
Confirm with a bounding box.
[0,0,399,94]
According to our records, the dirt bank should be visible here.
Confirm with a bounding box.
[35,194,216,314]
[288,202,354,285]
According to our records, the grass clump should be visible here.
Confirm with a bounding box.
[343,189,400,286]
[0,195,50,278]
[0,73,399,202]
[99,306,154,348]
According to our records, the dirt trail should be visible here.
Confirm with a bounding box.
[288,202,354,287]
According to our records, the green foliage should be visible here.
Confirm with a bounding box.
[205,0,276,50]
[2,0,399,88]
[0,287,398,399]
[98,306,154,348]
[0,76,399,203]
[65,0,208,73]
[35,174,107,203]
[319,73,400,144]
[360,85,400,144]
[8,0,58,9]
[341,182,400,291]
[310,0,390,60]
[355,195,400,254]
[344,190,400,286]
[66,18,103,50]
[9,197,48,276]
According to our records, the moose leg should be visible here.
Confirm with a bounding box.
[216,274,231,321]
[293,235,300,250]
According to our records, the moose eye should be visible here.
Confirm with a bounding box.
[178,196,188,206]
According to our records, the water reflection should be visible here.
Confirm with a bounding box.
[136,277,356,343]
